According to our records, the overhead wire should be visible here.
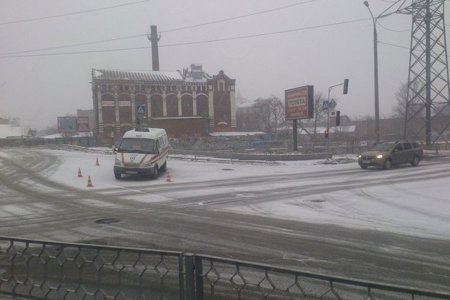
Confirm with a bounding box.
[0,0,319,56]
[0,0,151,26]
[379,40,450,58]
[377,20,410,33]
[379,41,409,49]
[160,0,318,34]
[0,17,371,59]
[0,34,146,56]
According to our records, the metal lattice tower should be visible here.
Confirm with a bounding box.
[397,0,450,145]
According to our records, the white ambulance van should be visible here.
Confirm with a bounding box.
[113,128,169,179]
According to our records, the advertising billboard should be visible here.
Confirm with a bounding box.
[57,117,77,133]
[76,117,90,132]
[285,85,314,120]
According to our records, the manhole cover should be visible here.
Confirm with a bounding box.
[95,218,120,224]
[221,168,234,171]
[309,199,325,203]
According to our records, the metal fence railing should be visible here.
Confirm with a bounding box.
[0,237,184,300]
[191,255,450,300]
[0,136,96,148]
[1,237,449,300]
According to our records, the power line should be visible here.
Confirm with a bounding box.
[377,20,410,33]
[160,0,319,34]
[0,0,151,26]
[160,18,369,47]
[379,41,409,49]
[0,34,146,56]
[379,40,450,58]
[0,0,318,56]
[0,18,370,59]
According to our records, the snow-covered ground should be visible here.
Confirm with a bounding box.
[44,149,450,240]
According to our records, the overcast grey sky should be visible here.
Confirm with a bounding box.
[0,0,448,129]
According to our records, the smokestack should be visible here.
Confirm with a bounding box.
[148,25,160,71]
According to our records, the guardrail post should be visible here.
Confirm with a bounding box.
[194,256,203,300]
[178,254,185,300]
[185,254,195,300]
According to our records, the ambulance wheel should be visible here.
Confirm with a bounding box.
[152,165,159,179]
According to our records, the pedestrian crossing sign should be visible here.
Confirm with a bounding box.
[136,104,146,114]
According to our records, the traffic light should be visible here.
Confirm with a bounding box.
[324,128,329,138]
[343,79,349,94]
[336,110,341,126]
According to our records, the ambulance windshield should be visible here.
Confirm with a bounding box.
[118,138,156,154]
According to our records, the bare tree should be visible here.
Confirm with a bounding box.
[253,96,285,133]
[268,96,286,132]
[313,92,326,138]
[236,96,285,132]
[392,83,408,119]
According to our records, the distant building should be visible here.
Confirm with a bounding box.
[91,65,236,143]
[0,121,24,138]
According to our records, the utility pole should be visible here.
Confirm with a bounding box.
[364,1,381,142]
[396,0,450,145]
[147,25,161,71]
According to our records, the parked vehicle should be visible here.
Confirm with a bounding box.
[113,128,169,179]
[358,141,423,169]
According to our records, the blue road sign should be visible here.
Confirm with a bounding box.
[136,104,146,114]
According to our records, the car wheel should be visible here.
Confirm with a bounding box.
[114,172,121,180]
[383,159,392,170]
[411,156,420,166]
[160,161,167,172]
[360,165,368,169]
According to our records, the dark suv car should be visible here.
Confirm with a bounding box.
[358,141,423,169]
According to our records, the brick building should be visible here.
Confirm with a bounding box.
[91,65,236,143]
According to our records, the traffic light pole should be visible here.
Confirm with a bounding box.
[326,79,349,159]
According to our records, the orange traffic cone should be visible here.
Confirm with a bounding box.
[96,157,100,166]
[77,168,83,178]
[166,171,172,183]
[87,176,94,188]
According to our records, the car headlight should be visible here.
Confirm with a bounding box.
[115,157,122,166]
[358,155,362,158]
[376,154,383,159]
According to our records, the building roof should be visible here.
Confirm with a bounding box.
[92,69,184,82]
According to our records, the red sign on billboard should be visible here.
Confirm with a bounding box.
[77,117,90,132]
[285,85,314,120]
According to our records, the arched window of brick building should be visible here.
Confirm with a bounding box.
[151,95,163,117]
[101,94,115,124]
[166,94,178,117]
[181,94,193,116]
[196,94,209,118]
[135,94,147,110]
[118,94,132,124]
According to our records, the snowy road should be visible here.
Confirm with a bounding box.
[0,148,449,292]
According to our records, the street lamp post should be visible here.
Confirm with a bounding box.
[364,1,380,143]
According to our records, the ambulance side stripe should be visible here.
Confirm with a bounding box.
[139,154,148,165]
[149,148,169,165]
